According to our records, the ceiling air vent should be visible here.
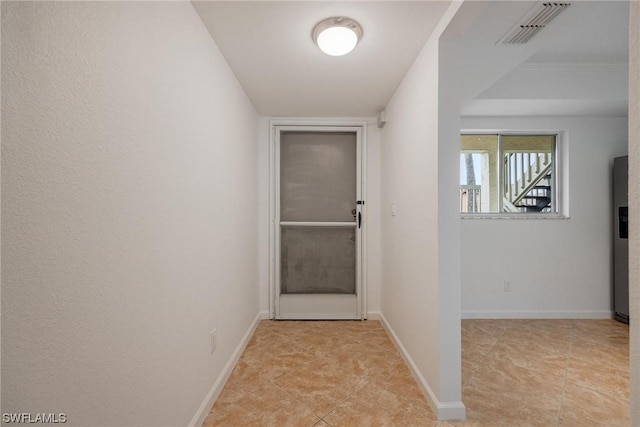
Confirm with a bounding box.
[502,2,571,44]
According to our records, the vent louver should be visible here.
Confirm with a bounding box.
[502,2,571,44]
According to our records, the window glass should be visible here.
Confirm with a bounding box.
[460,134,557,214]
[460,135,498,213]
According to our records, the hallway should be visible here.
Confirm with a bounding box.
[2,2,638,425]
[203,319,629,426]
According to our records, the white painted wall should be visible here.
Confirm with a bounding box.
[381,36,439,402]
[379,2,464,419]
[1,3,259,426]
[628,1,639,424]
[257,118,382,316]
[380,33,441,407]
[460,116,628,318]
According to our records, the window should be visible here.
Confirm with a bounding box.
[460,133,557,214]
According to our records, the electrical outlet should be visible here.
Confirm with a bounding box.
[210,329,217,353]
[504,281,512,292]
[391,202,397,216]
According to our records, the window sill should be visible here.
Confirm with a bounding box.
[461,213,569,220]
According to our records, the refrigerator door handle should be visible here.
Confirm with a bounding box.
[619,206,628,239]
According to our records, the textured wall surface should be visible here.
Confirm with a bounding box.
[629,1,639,424]
[1,2,258,425]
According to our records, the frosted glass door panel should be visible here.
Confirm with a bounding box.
[280,132,356,222]
[281,226,355,294]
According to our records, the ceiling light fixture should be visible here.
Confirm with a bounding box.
[312,17,363,57]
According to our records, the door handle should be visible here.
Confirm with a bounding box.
[358,212,362,229]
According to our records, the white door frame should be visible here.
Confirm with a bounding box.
[269,120,367,319]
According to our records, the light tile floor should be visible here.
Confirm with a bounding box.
[460,319,629,426]
[203,319,629,426]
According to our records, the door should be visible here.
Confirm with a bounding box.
[274,126,364,319]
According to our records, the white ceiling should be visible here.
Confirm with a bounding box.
[193,1,630,118]
[192,1,452,117]
[459,0,629,117]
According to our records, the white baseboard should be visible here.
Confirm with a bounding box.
[188,311,264,427]
[462,310,614,319]
[366,311,382,320]
[378,314,466,421]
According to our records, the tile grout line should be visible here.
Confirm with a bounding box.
[314,342,420,424]
[462,321,509,387]
[482,321,508,361]
[555,319,576,427]
[460,320,509,420]
[268,321,412,425]
[557,320,631,420]
[318,415,335,427]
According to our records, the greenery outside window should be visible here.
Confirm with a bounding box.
[460,133,557,214]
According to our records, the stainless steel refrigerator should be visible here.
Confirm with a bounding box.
[613,156,629,323]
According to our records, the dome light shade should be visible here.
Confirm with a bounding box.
[317,27,358,56]
[312,17,362,57]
